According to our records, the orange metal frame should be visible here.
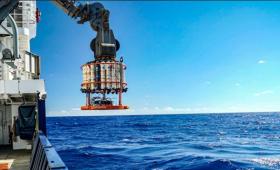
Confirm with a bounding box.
[81,105,128,110]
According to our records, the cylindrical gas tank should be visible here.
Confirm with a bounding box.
[90,64,95,91]
[111,63,116,91]
[106,63,112,91]
[121,63,127,89]
[116,63,121,89]
[82,66,86,90]
[85,65,91,89]
[100,63,106,90]
[95,64,101,90]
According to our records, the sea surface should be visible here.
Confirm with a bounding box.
[47,113,280,170]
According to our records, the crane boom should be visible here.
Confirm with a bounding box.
[52,0,120,59]
[52,0,107,31]
[0,0,19,23]
[0,0,119,58]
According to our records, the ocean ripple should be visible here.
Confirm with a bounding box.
[47,113,280,170]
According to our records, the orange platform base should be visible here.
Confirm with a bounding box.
[81,105,129,110]
[0,163,8,170]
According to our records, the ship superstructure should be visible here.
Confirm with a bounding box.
[0,0,46,150]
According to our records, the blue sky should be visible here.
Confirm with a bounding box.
[31,1,280,116]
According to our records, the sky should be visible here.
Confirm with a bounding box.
[31,1,280,116]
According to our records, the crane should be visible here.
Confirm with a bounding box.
[0,0,119,59]
[0,1,127,167]
[52,0,120,59]
[0,0,128,111]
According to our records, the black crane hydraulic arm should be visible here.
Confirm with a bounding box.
[0,0,120,60]
[0,0,18,23]
[53,0,120,60]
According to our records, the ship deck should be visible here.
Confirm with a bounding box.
[0,146,31,170]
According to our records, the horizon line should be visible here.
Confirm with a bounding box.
[46,111,280,117]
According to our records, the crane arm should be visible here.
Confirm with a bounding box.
[52,0,110,32]
[0,0,19,24]
[52,0,119,59]
[0,0,119,59]
[1,0,111,31]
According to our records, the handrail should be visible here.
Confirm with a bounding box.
[29,131,68,170]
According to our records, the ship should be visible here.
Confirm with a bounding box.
[0,1,67,169]
[0,0,128,169]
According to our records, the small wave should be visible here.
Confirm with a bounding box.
[120,137,142,143]
[191,143,214,150]
[121,138,130,142]
[190,159,253,170]
[47,114,280,169]
[56,144,126,153]
[251,158,280,168]
[132,122,153,128]
[144,155,251,170]
[218,131,227,135]
[127,146,161,155]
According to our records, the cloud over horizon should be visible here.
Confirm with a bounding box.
[254,90,274,97]
[258,60,266,64]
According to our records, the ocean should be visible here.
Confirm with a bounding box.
[47,113,280,170]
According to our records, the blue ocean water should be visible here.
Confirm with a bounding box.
[47,113,280,170]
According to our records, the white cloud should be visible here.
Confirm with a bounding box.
[154,107,160,111]
[235,83,240,87]
[254,90,274,97]
[226,104,279,113]
[258,60,266,64]
[48,106,199,117]
[163,106,174,112]
[47,103,280,117]
[71,108,80,111]
[48,108,137,117]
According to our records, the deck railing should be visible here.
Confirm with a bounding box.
[29,131,67,170]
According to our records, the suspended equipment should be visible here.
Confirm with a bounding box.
[81,59,128,110]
